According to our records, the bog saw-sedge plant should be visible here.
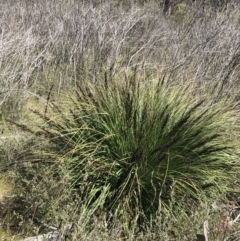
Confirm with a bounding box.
[11,72,240,227]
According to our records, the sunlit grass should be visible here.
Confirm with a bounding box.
[0,1,240,239]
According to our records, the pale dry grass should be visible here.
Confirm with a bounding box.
[0,0,239,108]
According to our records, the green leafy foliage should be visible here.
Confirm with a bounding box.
[14,72,240,228]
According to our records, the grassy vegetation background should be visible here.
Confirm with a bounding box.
[0,0,240,240]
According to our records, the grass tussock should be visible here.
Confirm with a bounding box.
[6,71,240,240]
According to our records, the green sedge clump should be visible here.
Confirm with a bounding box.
[13,72,240,227]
